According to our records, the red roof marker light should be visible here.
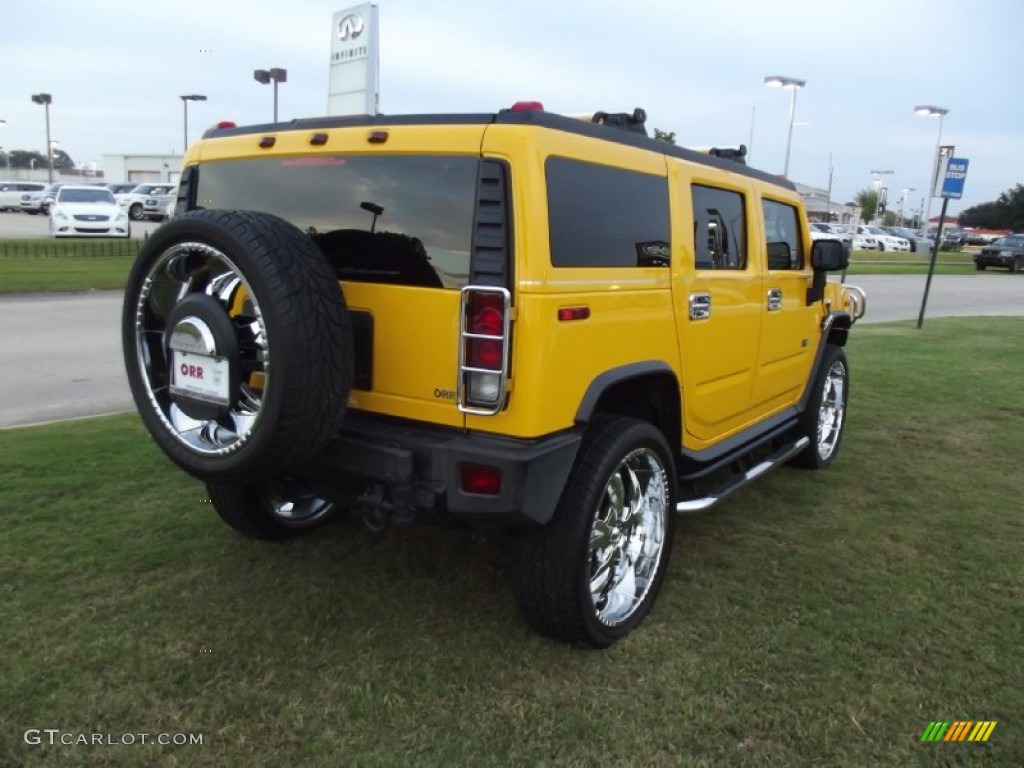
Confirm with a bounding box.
[509,101,544,112]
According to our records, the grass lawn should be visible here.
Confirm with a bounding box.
[0,238,139,293]
[845,248,977,276]
[2,318,1022,766]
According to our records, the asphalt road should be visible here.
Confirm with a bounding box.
[0,210,161,239]
[0,275,1021,429]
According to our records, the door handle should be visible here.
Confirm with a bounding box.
[689,293,712,320]
[767,288,783,311]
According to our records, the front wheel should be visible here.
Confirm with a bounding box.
[1011,258,1021,274]
[508,415,676,648]
[207,478,340,540]
[791,346,848,469]
[129,203,144,220]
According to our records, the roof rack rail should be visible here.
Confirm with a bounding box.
[707,145,748,165]
[591,108,648,136]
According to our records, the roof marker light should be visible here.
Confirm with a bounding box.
[510,101,544,112]
[310,132,329,146]
[215,121,237,130]
[259,136,276,148]
[367,130,388,144]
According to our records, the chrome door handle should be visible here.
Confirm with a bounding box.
[689,293,712,320]
[767,288,783,311]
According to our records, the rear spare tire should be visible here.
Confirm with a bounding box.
[122,209,353,481]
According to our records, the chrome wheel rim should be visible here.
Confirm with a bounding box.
[817,359,847,461]
[134,241,269,457]
[266,488,336,527]
[588,447,668,626]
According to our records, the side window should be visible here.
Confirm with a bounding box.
[762,199,804,270]
[546,157,670,268]
[692,185,746,269]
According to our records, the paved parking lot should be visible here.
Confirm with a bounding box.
[0,210,162,239]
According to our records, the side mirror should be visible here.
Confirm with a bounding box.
[806,239,849,305]
[811,239,849,271]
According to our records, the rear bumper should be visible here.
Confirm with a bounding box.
[307,412,582,527]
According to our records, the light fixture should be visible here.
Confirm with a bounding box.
[763,76,806,178]
[180,94,208,154]
[914,105,949,235]
[253,68,287,123]
[31,93,54,183]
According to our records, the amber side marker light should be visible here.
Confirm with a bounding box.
[259,136,276,148]
[367,130,388,144]
[310,132,329,146]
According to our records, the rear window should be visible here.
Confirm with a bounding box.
[193,155,480,289]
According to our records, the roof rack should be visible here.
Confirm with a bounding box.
[590,108,648,136]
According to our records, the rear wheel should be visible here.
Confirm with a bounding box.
[122,209,353,482]
[792,346,848,469]
[1012,257,1021,274]
[509,415,676,648]
[207,478,340,540]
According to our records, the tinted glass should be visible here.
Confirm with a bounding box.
[59,188,116,204]
[194,155,480,288]
[692,185,746,269]
[546,157,670,268]
[762,199,804,270]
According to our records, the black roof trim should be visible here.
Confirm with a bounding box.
[200,110,796,190]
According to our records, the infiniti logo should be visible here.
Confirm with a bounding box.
[338,13,364,41]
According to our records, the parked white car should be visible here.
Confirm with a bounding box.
[119,183,177,221]
[858,225,910,252]
[142,191,177,221]
[0,181,47,212]
[49,185,131,238]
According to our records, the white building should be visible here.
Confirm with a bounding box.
[101,154,183,184]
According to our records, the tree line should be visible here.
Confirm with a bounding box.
[0,148,76,170]
[958,184,1024,231]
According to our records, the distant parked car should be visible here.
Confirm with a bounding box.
[858,225,910,252]
[21,183,68,215]
[119,183,177,221]
[887,226,933,254]
[142,191,177,221]
[974,235,1024,273]
[0,181,47,212]
[49,185,131,238]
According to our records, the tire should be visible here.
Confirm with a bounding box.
[122,209,353,482]
[129,202,144,221]
[877,242,885,252]
[791,346,848,470]
[1012,258,1021,274]
[207,478,340,540]
[976,264,986,271]
[508,415,677,648]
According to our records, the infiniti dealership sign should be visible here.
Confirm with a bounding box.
[328,4,379,116]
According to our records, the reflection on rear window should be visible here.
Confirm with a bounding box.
[194,156,480,289]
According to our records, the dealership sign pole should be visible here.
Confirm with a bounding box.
[918,149,968,329]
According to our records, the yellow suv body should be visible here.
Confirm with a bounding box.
[124,105,864,647]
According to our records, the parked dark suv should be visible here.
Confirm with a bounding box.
[975,235,1024,273]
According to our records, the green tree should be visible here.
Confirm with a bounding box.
[881,211,898,226]
[854,188,879,223]
[653,128,676,145]
[959,183,1024,231]
[8,150,47,170]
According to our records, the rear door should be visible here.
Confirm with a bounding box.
[191,125,490,428]
[674,174,764,444]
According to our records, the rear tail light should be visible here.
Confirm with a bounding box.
[458,286,511,414]
[459,463,502,495]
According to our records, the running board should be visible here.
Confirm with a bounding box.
[676,436,810,514]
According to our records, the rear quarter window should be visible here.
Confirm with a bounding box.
[546,157,670,268]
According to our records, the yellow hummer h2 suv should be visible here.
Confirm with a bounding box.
[122,103,865,647]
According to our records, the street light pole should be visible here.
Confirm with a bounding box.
[914,105,949,235]
[764,75,806,178]
[180,94,208,154]
[869,170,894,224]
[253,68,288,122]
[30,93,53,183]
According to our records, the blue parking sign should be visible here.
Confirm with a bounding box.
[941,158,969,199]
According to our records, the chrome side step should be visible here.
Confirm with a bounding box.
[676,436,810,514]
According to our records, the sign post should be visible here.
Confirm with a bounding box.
[918,154,969,329]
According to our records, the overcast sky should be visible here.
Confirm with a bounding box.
[3,0,1022,216]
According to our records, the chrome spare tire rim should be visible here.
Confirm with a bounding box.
[817,359,847,461]
[266,488,336,527]
[134,242,269,457]
[588,447,668,626]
